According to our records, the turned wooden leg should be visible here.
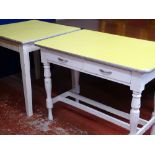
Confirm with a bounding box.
[43,62,53,120]
[151,91,155,135]
[129,91,142,135]
[20,47,33,116]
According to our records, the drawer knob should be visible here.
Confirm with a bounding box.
[99,69,112,75]
[58,57,68,63]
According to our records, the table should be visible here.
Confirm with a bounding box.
[0,20,80,116]
[36,29,155,135]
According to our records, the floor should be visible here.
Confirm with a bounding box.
[0,20,155,135]
[0,64,154,135]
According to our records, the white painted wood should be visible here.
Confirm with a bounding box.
[142,70,155,85]
[136,117,155,135]
[33,50,41,79]
[67,91,147,126]
[41,49,132,86]
[19,45,33,116]
[53,91,70,104]
[0,38,20,52]
[42,49,84,71]
[129,91,142,134]
[41,47,155,135]
[83,60,132,85]
[53,90,147,127]
[60,97,131,130]
[0,27,79,118]
[22,43,40,53]
[150,92,155,135]
[52,90,155,134]
[43,62,53,121]
[40,48,47,63]
[130,72,145,92]
[0,38,41,116]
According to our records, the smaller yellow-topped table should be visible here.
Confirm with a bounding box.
[0,20,80,43]
[0,20,80,117]
[36,29,155,135]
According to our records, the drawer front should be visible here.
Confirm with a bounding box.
[83,60,131,84]
[45,51,84,70]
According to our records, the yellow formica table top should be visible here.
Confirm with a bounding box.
[35,29,155,73]
[0,20,80,44]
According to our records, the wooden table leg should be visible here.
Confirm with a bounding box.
[150,92,155,134]
[43,62,53,120]
[19,46,33,116]
[129,91,142,134]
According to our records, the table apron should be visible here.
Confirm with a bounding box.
[0,38,20,52]
[0,38,40,53]
[41,49,132,86]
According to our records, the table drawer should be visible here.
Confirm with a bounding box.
[45,51,84,70]
[83,60,131,84]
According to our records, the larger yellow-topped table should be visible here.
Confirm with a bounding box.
[36,30,155,135]
[0,20,80,117]
[36,29,155,72]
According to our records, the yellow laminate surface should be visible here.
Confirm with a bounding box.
[35,29,155,72]
[0,20,80,43]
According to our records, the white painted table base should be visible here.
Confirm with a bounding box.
[41,48,155,135]
[0,38,40,116]
[0,20,81,117]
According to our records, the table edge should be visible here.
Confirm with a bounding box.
[36,45,154,74]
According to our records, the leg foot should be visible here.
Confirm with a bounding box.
[48,109,53,121]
